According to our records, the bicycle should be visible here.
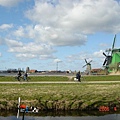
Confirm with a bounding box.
[74,76,85,82]
[14,76,30,82]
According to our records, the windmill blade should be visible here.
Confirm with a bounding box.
[103,59,107,66]
[112,34,116,50]
[85,59,88,63]
[82,64,87,68]
[17,97,20,119]
[103,52,107,57]
[89,60,92,63]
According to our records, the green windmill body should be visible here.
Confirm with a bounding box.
[109,49,120,72]
[103,35,120,73]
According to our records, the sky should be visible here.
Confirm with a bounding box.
[0,0,120,72]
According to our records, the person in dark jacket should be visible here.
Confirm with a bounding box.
[76,71,81,82]
[17,70,22,81]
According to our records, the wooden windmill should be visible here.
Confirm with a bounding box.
[103,34,120,73]
[83,59,92,75]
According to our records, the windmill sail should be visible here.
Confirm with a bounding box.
[112,34,116,51]
[85,59,87,63]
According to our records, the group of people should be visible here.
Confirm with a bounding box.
[17,71,28,81]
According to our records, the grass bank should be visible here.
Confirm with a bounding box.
[0,82,120,111]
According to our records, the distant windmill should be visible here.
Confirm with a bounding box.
[83,59,92,75]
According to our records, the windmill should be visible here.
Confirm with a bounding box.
[83,59,92,75]
[103,34,120,73]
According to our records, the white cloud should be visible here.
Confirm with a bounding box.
[0,24,13,30]
[93,50,104,58]
[0,0,23,7]
[5,39,23,47]
[5,39,56,60]
[16,53,37,61]
[25,0,120,34]
[99,43,108,47]
[66,51,94,63]
[13,25,36,40]
[13,26,25,38]
[24,0,90,46]
[21,0,120,49]
[12,24,87,46]
[39,54,55,60]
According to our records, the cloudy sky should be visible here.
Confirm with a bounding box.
[0,0,120,71]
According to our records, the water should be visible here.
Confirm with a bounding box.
[0,111,120,120]
[0,114,120,120]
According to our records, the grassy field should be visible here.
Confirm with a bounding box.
[0,75,120,82]
[0,76,69,82]
[0,75,120,111]
[81,75,120,81]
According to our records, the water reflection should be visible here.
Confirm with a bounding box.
[0,114,120,120]
[0,111,120,120]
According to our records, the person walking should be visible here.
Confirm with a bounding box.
[76,71,81,82]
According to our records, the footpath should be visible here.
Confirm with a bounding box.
[0,81,120,84]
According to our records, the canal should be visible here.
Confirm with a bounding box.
[0,111,120,120]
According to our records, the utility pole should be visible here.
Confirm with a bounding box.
[56,61,62,72]
[56,61,59,72]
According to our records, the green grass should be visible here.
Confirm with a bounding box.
[0,75,120,82]
[80,75,120,81]
[0,75,120,110]
[0,76,69,82]
[0,82,120,110]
